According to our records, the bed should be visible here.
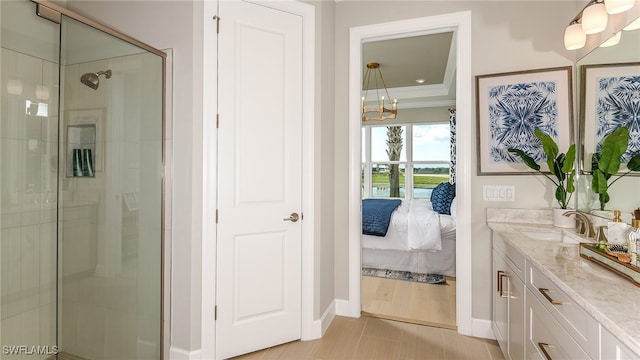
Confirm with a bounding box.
[362,198,456,277]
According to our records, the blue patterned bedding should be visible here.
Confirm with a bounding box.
[362,199,402,236]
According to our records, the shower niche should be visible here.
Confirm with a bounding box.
[64,108,102,177]
[66,123,96,177]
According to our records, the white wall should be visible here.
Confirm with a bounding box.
[333,1,578,322]
[300,0,337,319]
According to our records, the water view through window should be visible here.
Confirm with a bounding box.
[362,123,451,199]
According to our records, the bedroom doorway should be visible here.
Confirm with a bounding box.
[360,120,457,329]
[348,11,474,336]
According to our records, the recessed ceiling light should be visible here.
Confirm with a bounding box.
[415,78,426,84]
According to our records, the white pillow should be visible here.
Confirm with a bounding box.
[449,197,457,219]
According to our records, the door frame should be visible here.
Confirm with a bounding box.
[345,11,474,336]
[200,1,315,359]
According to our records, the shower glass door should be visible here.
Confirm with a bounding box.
[1,1,165,359]
[57,13,164,360]
[1,1,61,358]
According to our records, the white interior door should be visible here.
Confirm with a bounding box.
[216,1,303,358]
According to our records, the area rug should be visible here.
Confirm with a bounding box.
[362,267,446,284]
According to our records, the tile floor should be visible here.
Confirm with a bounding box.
[234,315,505,360]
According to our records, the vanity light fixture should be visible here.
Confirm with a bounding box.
[564,20,587,50]
[623,17,640,31]
[599,31,622,47]
[36,85,50,100]
[6,79,23,95]
[604,0,635,14]
[361,62,398,121]
[564,0,636,50]
[582,0,608,34]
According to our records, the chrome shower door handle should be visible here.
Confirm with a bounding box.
[283,213,299,222]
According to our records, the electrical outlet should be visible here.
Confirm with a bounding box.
[483,185,515,201]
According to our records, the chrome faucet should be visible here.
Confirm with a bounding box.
[563,210,596,238]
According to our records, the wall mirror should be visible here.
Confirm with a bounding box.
[576,10,640,221]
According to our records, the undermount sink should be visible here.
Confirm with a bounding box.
[517,227,580,244]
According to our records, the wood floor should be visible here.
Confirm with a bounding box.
[361,275,457,329]
[233,315,504,360]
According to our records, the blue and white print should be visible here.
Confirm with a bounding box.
[488,81,560,164]
[594,75,640,162]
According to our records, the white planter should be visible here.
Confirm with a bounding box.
[553,208,577,228]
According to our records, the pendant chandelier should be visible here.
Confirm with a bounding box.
[361,62,398,121]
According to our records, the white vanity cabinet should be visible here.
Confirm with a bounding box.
[490,223,640,360]
[601,326,637,360]
[492,233,525,360]
[526,263,599,360]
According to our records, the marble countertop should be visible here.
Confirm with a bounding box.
[487,211,640,355]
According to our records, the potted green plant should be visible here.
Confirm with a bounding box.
[508,129,576,227]
[591,126,640,211]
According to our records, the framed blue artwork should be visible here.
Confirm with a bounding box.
[475,66,574,175]
[580,62,640,175]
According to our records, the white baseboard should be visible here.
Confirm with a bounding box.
[471,318,495,340]
[303,300,336,341]
[320,300,336,336]
[169,346,201,360]
[335,299,359,318]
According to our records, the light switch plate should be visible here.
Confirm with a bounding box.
[483,185,515,201]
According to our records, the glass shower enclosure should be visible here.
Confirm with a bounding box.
[1,1,165,359]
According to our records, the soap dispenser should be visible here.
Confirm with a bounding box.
[607,210,629,245]
[627,209,640,267]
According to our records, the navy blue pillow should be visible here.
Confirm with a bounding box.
[431,182,456,215]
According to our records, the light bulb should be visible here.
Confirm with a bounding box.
[564,23,587,50]
[604,0,634,14]
[600,31,621,47]
[582,2,608,34]
[7,80,23,95]
[36,85,49,100]
[623,17,640,31]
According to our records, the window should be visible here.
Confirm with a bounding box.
[362,123,451,199]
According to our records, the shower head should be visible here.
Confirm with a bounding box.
[80,70,112,90]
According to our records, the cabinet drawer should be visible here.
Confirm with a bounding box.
[527,288,591,360]
[601,326,640,359]
[528,264,598,357]
[494,233,525,282]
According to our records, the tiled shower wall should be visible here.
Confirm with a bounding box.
[1,48,58,359]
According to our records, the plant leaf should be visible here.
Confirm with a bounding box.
[566,169,576,193]
[599,193,610,210]
[555,186,566,208]
[554,153,566,181]
[566,170,575,193]
[535,129,558,173]
[562,144,576,174]
[598,127,629,175]
[507,148,541,171]
[592,169,608,194]
[627,154,640,171]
